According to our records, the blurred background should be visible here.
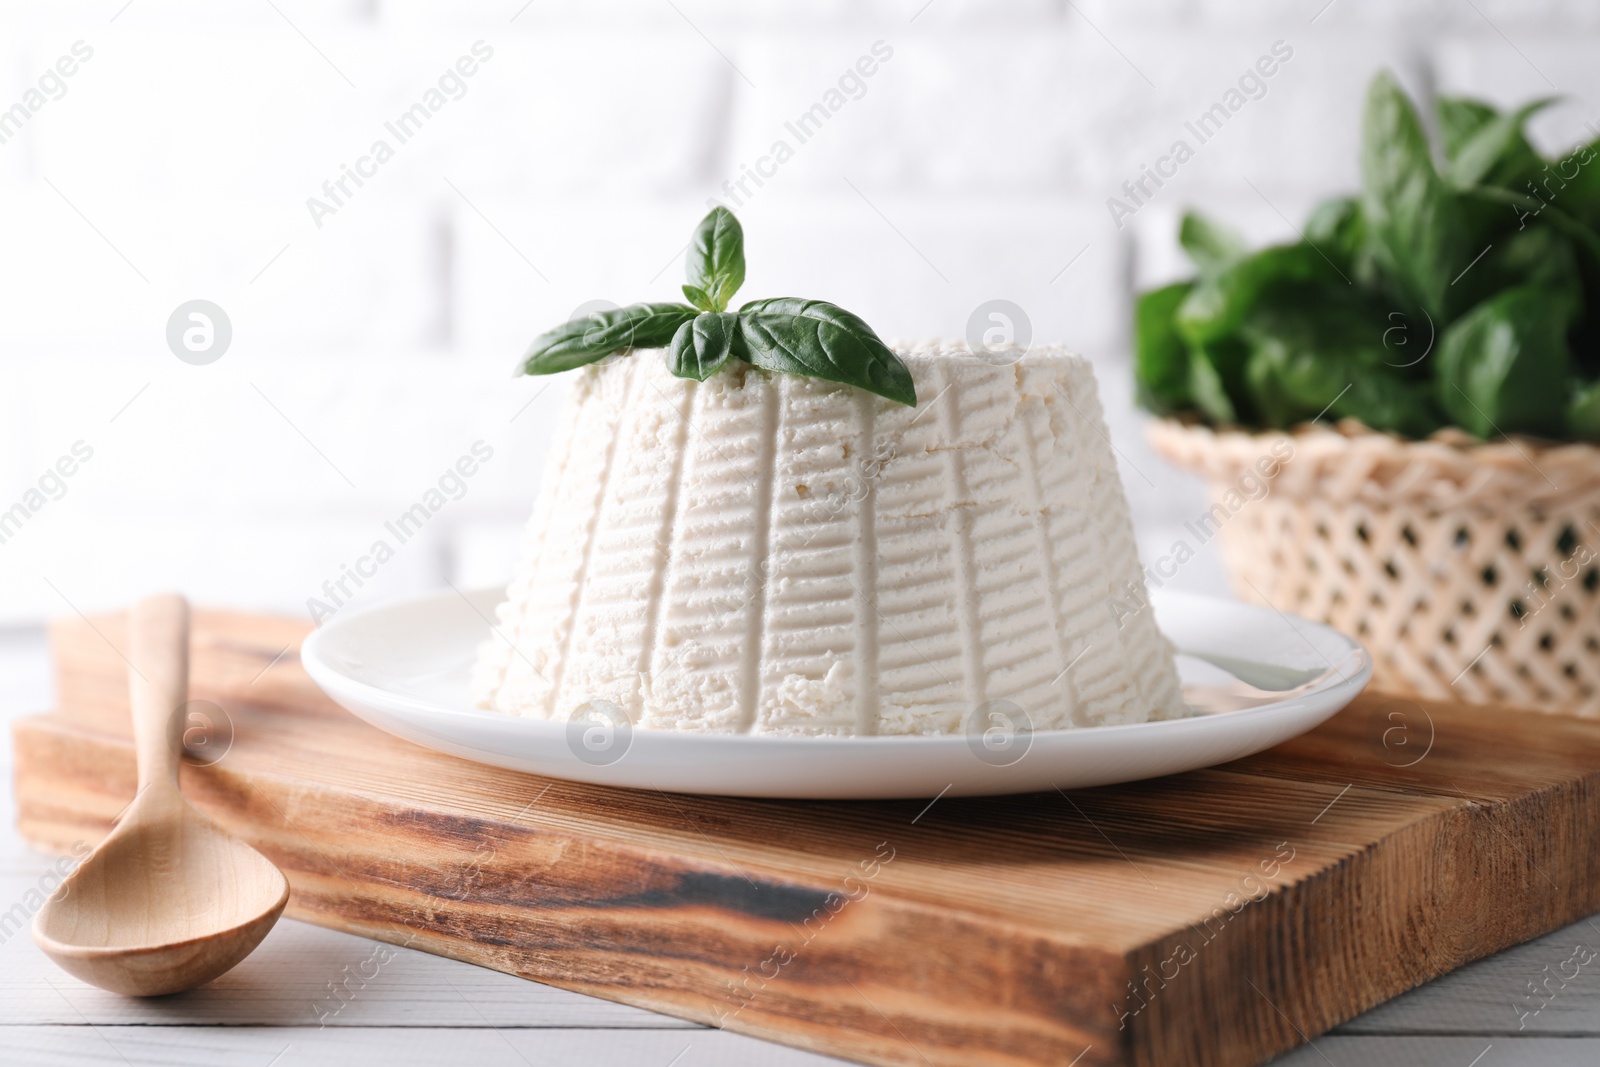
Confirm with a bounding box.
[2,0,1598,630]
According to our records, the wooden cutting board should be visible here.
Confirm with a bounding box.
[13,608,1600,1067]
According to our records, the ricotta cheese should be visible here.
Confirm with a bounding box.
[473,341,1186,735]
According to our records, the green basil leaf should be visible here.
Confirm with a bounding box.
[1177,243,1341,347]
[1240,287,1444,437]
[1305,197,1363,265]
[686,207,745,313]
[736,298,916,407]
[1187,344,1237,425]
[669,312,740,381]
[1362,71,1471,322]
[1459,223,1584,327]
[1249,345,1441,437]
[1437,96,1499,161]
[1460,186,1600,350]
[1557,138,1600,234]
[1462,185,1600,273]
[1178,212,1246,277]
[1135,281,1194,415]
[682,284,716,313]
[1340,377,1445,438]
[1306,196,1391,290]
[713,274,743,313]
[1569,378,1600,440]
[1437,284,1571,438]
[1445,97,1555,190]
[520,302,697,376]
[1137,74,1600,442]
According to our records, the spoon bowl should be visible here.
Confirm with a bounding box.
[33,797,288,996]
[32,595,290,996]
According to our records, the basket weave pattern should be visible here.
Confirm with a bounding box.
[1148,419,1600,717]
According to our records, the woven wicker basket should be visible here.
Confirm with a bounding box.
[1148,418,1600,717]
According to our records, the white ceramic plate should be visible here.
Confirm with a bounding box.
[301,587,1371,800]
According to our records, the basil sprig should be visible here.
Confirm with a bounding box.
[520,208,916,406]
[682,208,745,313]
[1135,70,1600,442]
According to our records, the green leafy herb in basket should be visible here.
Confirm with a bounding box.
[1135,71,1600,441]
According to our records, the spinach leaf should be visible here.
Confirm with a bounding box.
[737,298,916,406]
[1134,281,1195,414]
[669,312,741,381]
[521,302,698,375]
[1437,284,1572,438]
[685,206,746,313]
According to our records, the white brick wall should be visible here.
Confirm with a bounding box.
[2,0,1597,624]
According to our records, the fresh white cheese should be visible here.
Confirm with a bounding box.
[472,342,1187,735]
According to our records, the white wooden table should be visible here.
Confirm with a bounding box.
[4,632,1598,1067]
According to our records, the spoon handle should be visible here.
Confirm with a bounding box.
[129,593,191,795]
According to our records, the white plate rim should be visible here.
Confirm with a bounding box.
[300,586,1373,798]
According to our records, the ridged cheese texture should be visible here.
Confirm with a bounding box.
[473,341,1186,735]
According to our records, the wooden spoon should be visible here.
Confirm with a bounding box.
[33,594,290,996]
